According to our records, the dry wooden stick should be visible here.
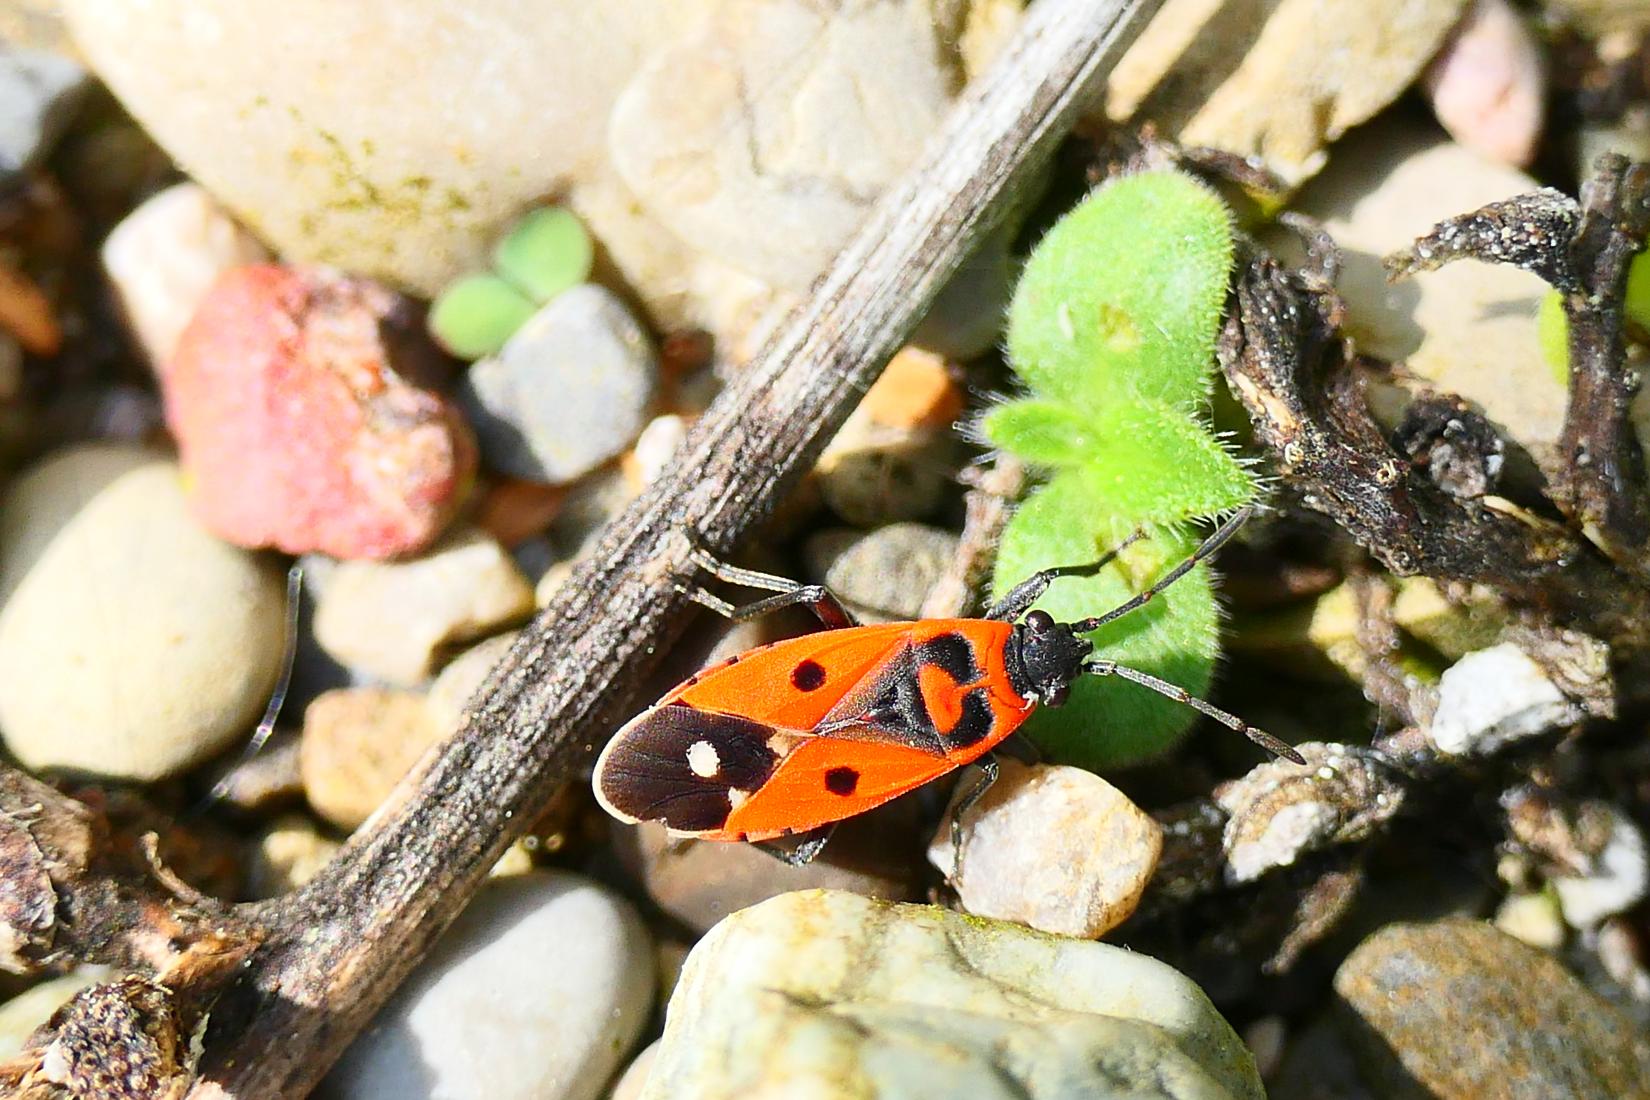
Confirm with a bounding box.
[155,2,1170,1096]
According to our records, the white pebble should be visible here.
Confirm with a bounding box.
[101,182,268,371]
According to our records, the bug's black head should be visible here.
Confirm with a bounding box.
[1009,609,1092,707]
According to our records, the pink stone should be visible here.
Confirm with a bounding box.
[165,265,476,559]
[1424,0,1546,168]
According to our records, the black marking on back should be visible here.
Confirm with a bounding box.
[791,658,827,691]
[916,632,980,684]
[948,689,995,748]
[824,766,860,796]
[599,704,778,832]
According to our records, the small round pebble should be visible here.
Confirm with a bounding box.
[300,687,445,830]
[621,413,688,491]
[165,264,477,560]
[426,631,520,734]
[804,523,959,623]
[1429,643,1581,756]
[1550,803,1647,929]
[609,1040,658,1100]
[326,871,654,1100]
[814,349,959,527]
[100,182,269,370]
[245,813,342,898]
[0,446,286,781]
[1423,0,1545,167]
[459,284,657,484]
[621,812,920,936]
[313,527,534,686]
[927,760,1163,938]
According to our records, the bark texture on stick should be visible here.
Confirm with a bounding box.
[1386,154,1650,579]
[157,2,1171,1096]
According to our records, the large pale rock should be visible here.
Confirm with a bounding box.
[610,0,957,292]
[1292,121,1563,455]
[0,446,286,780]
[64,0,1015,362]
[1106,0,1467,184]
[644,889,1264,1100]
[62,0,704,295]
[327,872,654,1100]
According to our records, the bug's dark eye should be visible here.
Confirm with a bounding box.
[1043,682,1070,707]
[1025,609,1055,633]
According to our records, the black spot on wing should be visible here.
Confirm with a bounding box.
[824,766,859,796]
[916,632,980,683]
[944,689,995,749]
[598,704,778,832]
[791,659,827,691]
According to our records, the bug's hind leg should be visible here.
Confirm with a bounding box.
[752,824,838,867]
[687,547,857,629]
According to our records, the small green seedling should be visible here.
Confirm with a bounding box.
[427,273,536,360]
[984,170,1255,769]
[429,205,594,360]
[494,206,594,304]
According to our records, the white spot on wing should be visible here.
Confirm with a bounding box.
[687,740,721,778]
[728,788,751,809]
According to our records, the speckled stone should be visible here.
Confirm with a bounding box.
[1334,918,1650,1098]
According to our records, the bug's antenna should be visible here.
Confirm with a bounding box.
[1066,504,1255,635]
[196,561,304,811]
[1086,658,1304,763]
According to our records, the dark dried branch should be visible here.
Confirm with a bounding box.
[0,769,259,1099]
[1218,235,1650,650]
[1387,155,1650,576]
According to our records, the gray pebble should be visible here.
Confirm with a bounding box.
[0,42,86,185]
[326,871,654,1100]
[804,523,959,623]
[1335,919,1650,1098]
[459,285,657,484]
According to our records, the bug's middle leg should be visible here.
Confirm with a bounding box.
[752,823,838,867]
[686,547,856,629]
[947,754,1000,875]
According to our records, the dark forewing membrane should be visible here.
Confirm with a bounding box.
[596,704,781,832]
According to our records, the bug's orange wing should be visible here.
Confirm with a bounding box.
[593,620,1032,841]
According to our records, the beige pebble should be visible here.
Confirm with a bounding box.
[427,631,520,734]
[928,760,1163,938]
[101,182,268,371]
[300,687,444,829]
[314,527,534,685]
[246,813,342,898]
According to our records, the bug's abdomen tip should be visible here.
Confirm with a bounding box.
[595,704,780,833]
